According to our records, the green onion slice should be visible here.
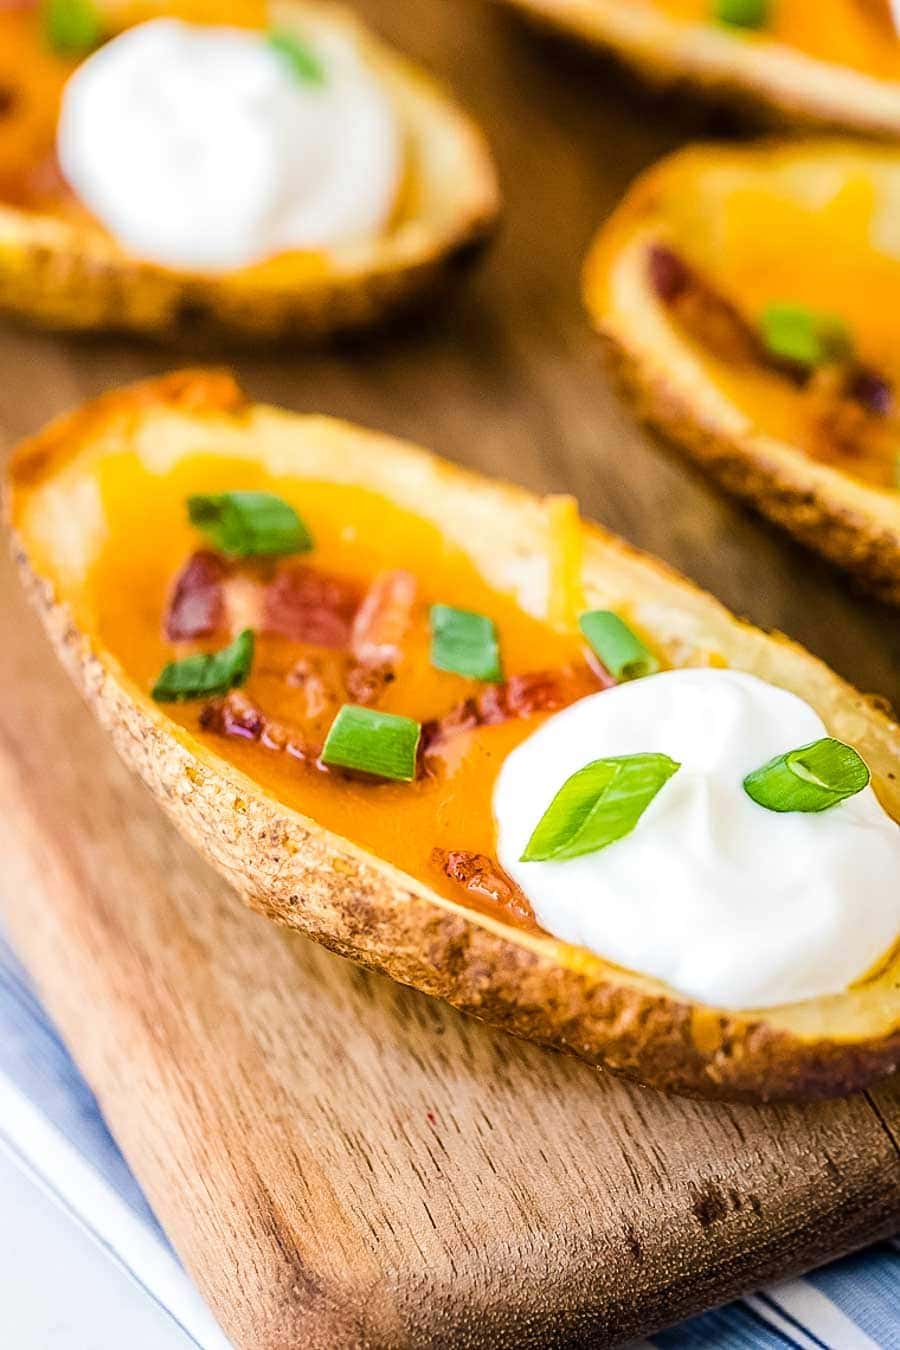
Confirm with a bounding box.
[267,29,326,84]
[187,492,312,558]
[152,629,254,702]
[321,705,421,782]
[713,0,768,26]
[44,0,101,52]
[521,753,680,862]
[760,304,852,369]
[579,611,659,681]
[743,737,870,813]
[430,604,502,682]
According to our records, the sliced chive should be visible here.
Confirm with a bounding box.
[267,28,326,84]
[44,0,101,51]
[743,737,870,813]
[322,705,421,782]
[187,492,312,559]
[521,753,680,863]
[579,611,659,681]
[760,304,852,369]
[152,629,254,702]
[430,604,502,682]
[713,0,768,27]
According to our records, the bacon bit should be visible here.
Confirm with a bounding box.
[263,565,359,647]
[649,245,763,368]
[422,665,606,752]
[351,569,417,668]
[199,691,310,760]
[344,661,395,706]
[647,244,691,304]
[847,365,893,417]
[164,553,360,646]
[165,551,227,641]
[432,848,534,924]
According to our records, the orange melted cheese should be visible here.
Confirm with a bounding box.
[0,13,76,209]
[660,168,900,489]
[651,0,900,78]
[88,451,587,911]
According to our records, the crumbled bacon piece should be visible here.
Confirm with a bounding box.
[344,661,395,706]
[432,848,534,924]
[648,245,763,367]
[422,665,606,752]
[199,691,310,760]
[647,244,690,304]
[263,565,359,647]
[165,551,227,641]
[163,552,360,647]
[351,570,417,668]
[847,365,893,417]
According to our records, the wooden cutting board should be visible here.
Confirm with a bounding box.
[2,2,900,1346]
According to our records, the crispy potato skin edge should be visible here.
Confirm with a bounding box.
[8,371,900,1103]
[500,0,900,137]
[595,328,900,605]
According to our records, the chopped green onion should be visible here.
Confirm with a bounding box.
[44,0,101,51]
[267,28,326,84]
[322,705,421,782]
[430,604,502,682]
[743,737,870,813]
[579,611,659,681]
[760,304,852,369]
[187,492,312,559]
[521,753,680,862]
[152,629,254,702]
[713,0,768,27]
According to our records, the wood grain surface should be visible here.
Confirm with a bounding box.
[1,2,899,1346]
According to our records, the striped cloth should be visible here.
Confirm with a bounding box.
[1,931,897,1350]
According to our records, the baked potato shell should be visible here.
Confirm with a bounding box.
[7,370,900,1102]
[583,138,900,605]
[500,0,900,136]
[0,2,499,339]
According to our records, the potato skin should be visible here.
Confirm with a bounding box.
[582,141,900,606]
[8,371,900,1103]
[598,330,900,606]
[500,0,900,137]
[0,218,493,341]
[0,5,499,340]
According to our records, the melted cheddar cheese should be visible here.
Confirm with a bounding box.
[641,148,900,490]
[88,450,588,915]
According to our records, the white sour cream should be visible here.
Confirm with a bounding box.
[57,18,402,270]
[494,668,900,1010]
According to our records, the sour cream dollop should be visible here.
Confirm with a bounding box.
[494,668,900,1010]
[57,18,402,270]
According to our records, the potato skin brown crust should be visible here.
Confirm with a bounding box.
[597,329,900,606]
[8,371,900,1103]
[582,141,900,605]
[500,0,900,137]
[0,4,499,340]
